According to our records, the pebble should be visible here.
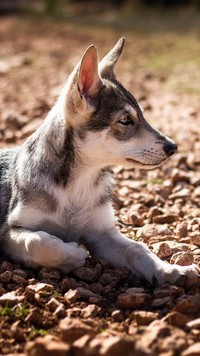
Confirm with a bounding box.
[186,318,200,330]
[152,296,172,309]
[73,266,100,282]
[153,213,179,224]
[111,309,125,322]
[117,288,151,310]
[163,311,188,327]
[81,304,101,318]
[182,342,200,356]
[59,317,95,343]
[64,289,80,303]
[0,291,25,306]
[26,335,71,356]
[0,271,12,283]
[152,242,172,259]
[190,232,200,247]
[47,297,63,312]
[133,311,159,326]
[170,251,194,266]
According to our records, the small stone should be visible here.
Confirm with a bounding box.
[47,297,62,312]
[169,188,190,201]
[117,288,151,310]
[136,224,157,239]
[148,207,164,219]
[152,296,172,308]
[190,232,200,246]
[64,289,80,303]
[171,169,190,184]
[54,304,66,318]
[26,335,71,356]
[152,242,172,259]
[81,304,101,318]
[74,266,100,283]
[111,309,125,322]
[174,295,200,314]
[61,277,77,292]
[153,213,179,224]
[0,261,13,273]
[25,308,43,326]
[0,285,6,296]
[170,251,194,266]
[0,291,24,306]
[182,342,200,356]
[76,287,101,300]
[137,224,171,241]
[11,274,26,284]
[154,285,184,298]
[186,318,200,330]
[88,296,102,304]
[0,270,12,283]
[60,317,94,343]
[72,334,92,353]
[39,268,61,281]
[29,282,54,293]
[193,186,200,198]
[99,335,135,356]
[130,213,144,226]
[99,273,113,286]
[176,222,188,238]
[163,311,188,327]
[133,311,159,326]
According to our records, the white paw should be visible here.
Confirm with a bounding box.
[161,263,200,287]
[125,243,200,286]
[25,232,88,272]
[59,242,88,273]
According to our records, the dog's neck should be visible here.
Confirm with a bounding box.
[25,104,110,190]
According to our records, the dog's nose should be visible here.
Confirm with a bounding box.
[164,142,178,156]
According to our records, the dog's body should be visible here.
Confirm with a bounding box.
[0,38,199,285]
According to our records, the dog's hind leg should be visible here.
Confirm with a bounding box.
[3,228,88,272]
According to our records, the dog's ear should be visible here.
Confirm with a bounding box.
[78,45,103,98]
[64,45,103,126]
[99,37,125,79]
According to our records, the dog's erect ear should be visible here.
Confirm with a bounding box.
[78,45,102,98]
[99,37,125,79]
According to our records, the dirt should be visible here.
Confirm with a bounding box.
[0,14,200,356]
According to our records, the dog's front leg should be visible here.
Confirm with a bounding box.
[3,227,88,272]
[83,228,199,286]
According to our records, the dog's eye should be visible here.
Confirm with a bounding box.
[118,115,134,126]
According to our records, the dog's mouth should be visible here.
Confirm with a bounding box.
[126,157,161,168]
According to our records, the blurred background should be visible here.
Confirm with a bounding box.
[0,0,200,156]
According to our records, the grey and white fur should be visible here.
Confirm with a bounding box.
[0,38,199,286]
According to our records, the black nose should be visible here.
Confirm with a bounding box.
[164,142,178,156]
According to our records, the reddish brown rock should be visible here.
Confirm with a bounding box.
[133,311,159,326]
[0,291,24,306]
[153,213,179,224]
[26,335,71,356]
[163,311,188,327]
[117,288,151,310]
[59,317,95,343]
[182,342,200,356]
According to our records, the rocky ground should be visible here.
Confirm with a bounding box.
[0,15,200,356]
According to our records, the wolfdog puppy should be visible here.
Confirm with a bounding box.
[0,38,199,286]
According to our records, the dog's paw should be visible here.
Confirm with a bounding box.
[125,243,200,287]
[161,263,200,288]
[59,242,88,273]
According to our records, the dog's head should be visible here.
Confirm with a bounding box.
[61,38,177,169]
